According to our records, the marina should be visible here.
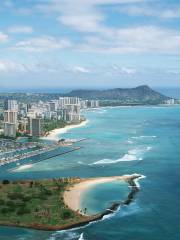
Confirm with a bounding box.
[0,138,86,168]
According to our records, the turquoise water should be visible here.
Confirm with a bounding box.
[0,105,180,239]
[80,180,129,215]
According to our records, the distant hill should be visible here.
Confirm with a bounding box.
[0,85,170,107]
[66,85,170,105]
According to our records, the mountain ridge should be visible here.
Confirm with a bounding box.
[66,85,170,104]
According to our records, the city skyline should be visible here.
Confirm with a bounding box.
[0,0,180,89]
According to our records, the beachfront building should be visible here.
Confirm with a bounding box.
[62,104,81,123]
[87,100,99,108]
[164,99,175,105]
[80,100,88,109]
[28,117,43,137]
[58,97,80,109]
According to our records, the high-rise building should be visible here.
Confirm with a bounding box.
[80,100,88,109]
[3,110,18,138]
[4,100,18,111]
[18,118,28,132]
[58,97,80,109]
[49,100,58,111]
[4,111,18,124]
[63,104,81,123]
[28,118,43,137]
[164,99,175,105]
[87,100,99,108]
[4,123,17,138]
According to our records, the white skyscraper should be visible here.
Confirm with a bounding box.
[3,110,18,138]
[4,100,18,111]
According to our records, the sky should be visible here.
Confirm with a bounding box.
[0,0,180,90]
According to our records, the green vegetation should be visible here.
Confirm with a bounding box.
[0,178,87,229]
[43,119,67,133]
[0,86,170,106]
[0,134,16,140]
[99,99,163,107]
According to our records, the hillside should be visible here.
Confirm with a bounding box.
[0,86,170,106]
[67,85,170,104]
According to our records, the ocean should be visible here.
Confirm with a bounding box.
[0,97,180,239]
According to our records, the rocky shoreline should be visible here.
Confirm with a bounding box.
[0,174,142,231]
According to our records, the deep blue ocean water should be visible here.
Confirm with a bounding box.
[0,104,180,240]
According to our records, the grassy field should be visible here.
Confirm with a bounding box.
[0,178,89,230]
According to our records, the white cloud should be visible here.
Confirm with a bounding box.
[14,36,72,52]
[0,59,26,72]
[34,1,180,55]
[37,0,145,32]
[108,65,136,75]
[0,59,61,73]
[76,26,180,54]
[0,59,92,75]
[119,4,180,19]
[8,26,34,34]
[72,66,91,73]
[0,32,8,42]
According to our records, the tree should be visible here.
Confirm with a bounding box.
[2,180,10,185]
[60,209,73,220]
[17,207,31,215]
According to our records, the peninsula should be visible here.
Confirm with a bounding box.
[0,174,141,231]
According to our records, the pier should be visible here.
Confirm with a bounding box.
[0,141,84,167]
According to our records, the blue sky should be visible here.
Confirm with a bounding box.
[0,0,180,90]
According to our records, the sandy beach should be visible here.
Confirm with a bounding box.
[64,174,140,215]
[42,120,89,141]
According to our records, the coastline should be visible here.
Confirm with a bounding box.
[42,119,89,141]
[0,174,141,231]
[64,174,141,215]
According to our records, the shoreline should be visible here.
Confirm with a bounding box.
[0,174,142,231]
[42,119,89,141]
[64,174,141,215]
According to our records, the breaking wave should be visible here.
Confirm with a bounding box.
[90,146,152,165]
[78,233,84,240]
[134,174,146,189]
[131,135,157,139]
[91,154,139,165]
[11,164,33,172]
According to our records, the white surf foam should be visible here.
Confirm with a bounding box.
[126,140,134,144]
[134,174,146,189]
[91,154,139,165]
[128,146,152,155]
[102,206,121,220]
[90,145,152,165]
[78,161,84,164]
[117,202,141,217]
[11,164,33,172]
[131,135,157,139]
[53,205,121,237]
[50,231,81,240]
[78,233,85,240]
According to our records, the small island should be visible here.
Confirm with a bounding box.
[0,174,142,231]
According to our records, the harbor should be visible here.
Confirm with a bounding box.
[0,138,87,168]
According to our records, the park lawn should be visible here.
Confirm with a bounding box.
[0,178,86,228]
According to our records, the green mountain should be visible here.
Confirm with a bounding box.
[67,85,170,105]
